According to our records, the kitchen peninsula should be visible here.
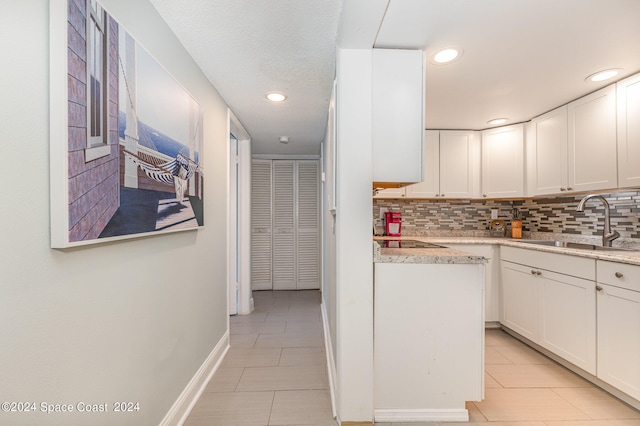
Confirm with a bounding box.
[373,239,486,422]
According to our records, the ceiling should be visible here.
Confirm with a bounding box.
[148,0,640,155]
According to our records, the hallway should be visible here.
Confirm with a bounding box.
[184,290,335,425]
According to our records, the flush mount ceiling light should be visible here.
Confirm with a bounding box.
[266,92,287,102]
[431,47,463,65]
[279,136,289,144]
[487,118,508,126]
[586,69,622,83]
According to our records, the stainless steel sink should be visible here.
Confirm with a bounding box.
[518,240,636,253]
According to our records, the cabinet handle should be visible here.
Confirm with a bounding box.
[596,285,603,291]
[567,187,573,191]
[615,272,624,278]
[483,194,488,198]
[441,194,445,197]
[531,269,536,275]
[560,187,566,191]
[536,270,542,276]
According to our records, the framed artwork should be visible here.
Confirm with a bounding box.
[50,0,204,248]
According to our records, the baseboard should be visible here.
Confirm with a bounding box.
[374,408,469,422]
[159,331,230,426]
[320,301,338,420]
[485,320,501,329]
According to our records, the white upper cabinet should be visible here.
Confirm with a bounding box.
[372,48,424,185]
[391,129,480,199]
[438,130,481,198]
[481,124,524,198]
[617,73,640,188]
[404,130,439,198]
[527,105,569,196]
[568,84,618,192]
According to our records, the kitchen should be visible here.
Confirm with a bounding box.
[323,0,640,423]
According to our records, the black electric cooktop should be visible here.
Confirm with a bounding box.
[381,239,444,249]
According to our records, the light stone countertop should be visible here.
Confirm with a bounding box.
[373,240,487,264]
[373,235,640,266]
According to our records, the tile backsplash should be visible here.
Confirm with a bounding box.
[374,191,640,242]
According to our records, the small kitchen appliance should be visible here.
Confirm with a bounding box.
[490,219,506,237]
[384,211,402,236]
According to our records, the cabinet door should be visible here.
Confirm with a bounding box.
[568,84,617,192]
[617,73,640,188]
[481,124,524,198]
[527,106,569,195]
[597,284,640,400]
[404,130,439,198]
[539,270,596,374]
[501,260,539,342]
[439,130,480,198]
[251,160,273,290]
[372,49,424,184]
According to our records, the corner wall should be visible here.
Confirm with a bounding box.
[0,1,230,425]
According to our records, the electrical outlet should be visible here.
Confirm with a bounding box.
[380,208,389,220]
[491,209,498,219]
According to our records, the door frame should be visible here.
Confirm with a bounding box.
[229,110,253,315]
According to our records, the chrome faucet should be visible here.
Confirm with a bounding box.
[576,194,620,247]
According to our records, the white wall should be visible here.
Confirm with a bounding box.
[333,48,375,422]
[0,1,230,425]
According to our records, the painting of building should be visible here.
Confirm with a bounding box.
[62,0,203,245]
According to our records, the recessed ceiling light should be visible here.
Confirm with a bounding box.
[266,92,287,102]
[586,69,622,83]
[431,48,462,65]
[487,118,508,126]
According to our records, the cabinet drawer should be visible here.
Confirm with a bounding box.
[597,261,640,292]
[500,246,595,280]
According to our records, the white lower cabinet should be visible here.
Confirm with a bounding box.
[596,261,640,401]
[538,269,596,373]
[501,261,540,342]
[500,247,596,374]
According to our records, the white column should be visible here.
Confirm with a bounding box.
[334,48,374,422]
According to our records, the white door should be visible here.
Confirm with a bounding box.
[296,160,320,289]
[251,160,273,290]
[273,161,296,290]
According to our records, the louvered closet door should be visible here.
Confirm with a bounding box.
[272,161,296,290]
[251,160,273,290]
[296,161,320,289]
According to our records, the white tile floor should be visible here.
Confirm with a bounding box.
[185,290,640,426]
